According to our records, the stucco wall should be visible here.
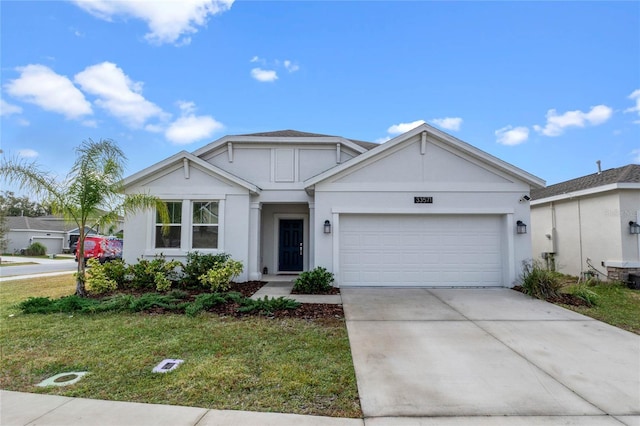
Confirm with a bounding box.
[531,191,624,277]
[310,134,534,287]
[619,190,640,262]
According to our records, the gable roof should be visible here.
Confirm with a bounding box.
[304,123,545,189]
[5,216,71,232]
[122,151,261,194]
[191,129,371,158]
[239,129,379,150]
[531,164,640,201]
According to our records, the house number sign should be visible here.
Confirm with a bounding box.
[414,196,433,204]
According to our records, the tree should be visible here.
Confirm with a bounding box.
[0,190,51,217]
[0,139,168,296]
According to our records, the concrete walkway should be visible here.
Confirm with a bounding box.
[341,287,640,425]
[0,390,362,426]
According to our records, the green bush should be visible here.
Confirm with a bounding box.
[237,296,300,315]
[198,259,244,292]
[101,259,127,288]
[570,284,599,307]
[185,293,230,317]
[18,295,100,314]
[25,242,46,256]
[182,252,231,286]
[86,258,118,295]
[293,267,334,294]
[127,255,182,291]
[519,260,562,300]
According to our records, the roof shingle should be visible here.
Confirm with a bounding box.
[236,129,379,150]
[531,164,640,200]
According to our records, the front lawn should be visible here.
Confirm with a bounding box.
[559,281,640,335]
[0,276,361,417]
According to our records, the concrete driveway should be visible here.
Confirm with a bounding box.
[341,288,640,425]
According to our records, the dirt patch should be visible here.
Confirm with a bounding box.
[512,286,590,307]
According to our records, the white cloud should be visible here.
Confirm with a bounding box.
[251,68,278,83]
[387,120,426,135]
[250,56,262,63]
[72,0,233,45]
[0,99,22,116]
[74,62,167,128]
[533,104,613,137]
[430,117,462,131]
[165,100,223,144]
[625,89,640,123]
[631,149,640,163]
[4,64,92,119]
[375,136,391,144]
[495,126,529,146]
[18,149,39,158]
[283,60,299,73]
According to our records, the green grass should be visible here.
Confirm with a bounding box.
[0,276,361,417]
[560,281,640,335]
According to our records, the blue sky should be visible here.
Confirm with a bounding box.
[1,1,639,192]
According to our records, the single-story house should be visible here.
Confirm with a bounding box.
[530,164,640,281]
[122,125,545,287]
[4,216,78,254]
[4,214,122,255]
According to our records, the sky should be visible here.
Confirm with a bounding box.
[1,0,639,194]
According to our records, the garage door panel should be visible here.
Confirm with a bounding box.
[340,214,503,287]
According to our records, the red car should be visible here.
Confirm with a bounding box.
[75,236,123,264]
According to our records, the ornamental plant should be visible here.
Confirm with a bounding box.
[198,259,243,292]
[293,267,334,294]
[85,258,117,295]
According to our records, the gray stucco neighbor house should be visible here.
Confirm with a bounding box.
[531,164,640,281]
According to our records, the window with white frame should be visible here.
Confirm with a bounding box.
[192,201,219,249]
[155,201,182,248]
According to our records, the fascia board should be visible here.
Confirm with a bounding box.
[304,123,546,189]
[123,151,261,194]
[192,135,367,158]
[531,183,640,205]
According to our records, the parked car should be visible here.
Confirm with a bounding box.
[75,236,123,264]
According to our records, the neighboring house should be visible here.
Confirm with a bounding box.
[5,216,75,254]
[4,214,122,255]
[122,125,544,287]
[530,164,640,281]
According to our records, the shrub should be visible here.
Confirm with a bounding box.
[198,259,244,292]
[519,260,562,300]
[237,296,300,315]
[127,255,182,291]
[101,259,127,288]
[293,267,334,294]
[18,295,100,314]
[182,252,231,286]
[185,293,229,317]
[25,242,46,256]
[86,258,118,295]
[571,284,599,307]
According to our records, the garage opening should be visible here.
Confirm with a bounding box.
[339,214,504,287]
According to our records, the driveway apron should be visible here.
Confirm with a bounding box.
[341,288,640,423]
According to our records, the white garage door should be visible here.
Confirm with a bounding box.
[339,214,504,287]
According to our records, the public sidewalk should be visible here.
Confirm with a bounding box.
[0,390,362,426]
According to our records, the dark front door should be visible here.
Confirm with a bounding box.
[279,219,304,272]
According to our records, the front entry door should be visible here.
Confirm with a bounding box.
[279,219,304,272]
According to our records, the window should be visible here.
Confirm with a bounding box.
[155,202,182,248]
[192,202,218,248]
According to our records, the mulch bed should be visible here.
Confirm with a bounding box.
[512,286,590,307]
[291,286,341,295]
[95,281,344,320]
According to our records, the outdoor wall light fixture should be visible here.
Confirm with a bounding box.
[629,221,640,235]
[324,220,332,234]
[516,220,527,234]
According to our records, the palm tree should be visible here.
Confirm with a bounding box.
[0,139,168,296]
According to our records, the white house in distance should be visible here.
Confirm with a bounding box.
[122,125,545,287]
[530,164,640,281]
